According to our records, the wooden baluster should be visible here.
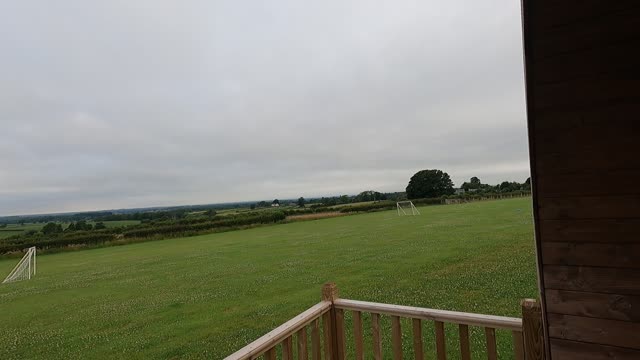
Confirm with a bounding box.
[283,336,294,360]
[512,330,524,360]
[265,347,277,360]
[353,311,364,360]
[412,319,424,360]
[311,319,321,360]
[459,324,471,360]
[322,312,333,360]
[334,309,346,360]
[298,327,308,360]
[485,328,497,360]
[372,313,382,360]
[435,321,446,360]
[391,315,402,360]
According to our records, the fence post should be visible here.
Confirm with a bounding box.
[322,283,344,360]
[521,299,544,360]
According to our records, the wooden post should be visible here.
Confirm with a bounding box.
[353,311,364,360]
[412,319,424,360]
[391,316,402,360]
[311,318,321,360]
[485,328,497,360]
[372,313,383,360]
[297,327,308,360]
[435,321,446,360]
[283,336,293,360]
[521,299,544,360]
[459,324,471,360]
[322,283,344,360]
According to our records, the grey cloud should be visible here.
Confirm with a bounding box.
[0,0,528,215]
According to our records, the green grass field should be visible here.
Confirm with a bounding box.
[0,198,536,359]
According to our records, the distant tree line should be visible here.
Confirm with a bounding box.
[0,211,286,255]
[405,169,531,199]
[0,168,531,255]
[460,176,531,193]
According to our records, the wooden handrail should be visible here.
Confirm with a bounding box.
[225,284,538,360]
[224,301,332,360]
[333,298,523,331]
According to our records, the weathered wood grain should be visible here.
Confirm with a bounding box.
[546,289,640,322]
[548,313,640,349]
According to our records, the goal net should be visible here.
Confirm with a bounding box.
[2,247,36,284]
[397,201,420,216]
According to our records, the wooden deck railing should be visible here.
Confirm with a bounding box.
[225,283,544,360]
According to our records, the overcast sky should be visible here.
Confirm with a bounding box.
[0,0,528,216]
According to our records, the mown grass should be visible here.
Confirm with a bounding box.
[0,198,536,359]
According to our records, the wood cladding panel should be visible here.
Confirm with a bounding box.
[533,75,639,111]
[535,144,640,175]
[544,266,640,295]
[531,9,640,60]
[536,170,640,197]
[541,242,640,268]
[547,313,640,349]
[550,338,640,360]
[529,1,639,32]
[533,40,640,85]
[533,109,640,157]
[534,101,640,134]
[546,289,640,322]
[538,196,640,220]
[524,0,640,357]
[540,219,640,243]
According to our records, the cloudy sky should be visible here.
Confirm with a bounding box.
[0,0,528,216]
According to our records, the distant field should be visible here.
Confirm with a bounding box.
[0,230,25,239]
[0,220,141,239]
[0,198,536,359]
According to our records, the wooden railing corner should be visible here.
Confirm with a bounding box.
[226,284,540,360]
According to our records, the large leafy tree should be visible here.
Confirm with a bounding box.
[406,169,455,199]
[42,222,63,235]
[461,176,482,191]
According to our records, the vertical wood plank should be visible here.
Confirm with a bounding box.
[435,321,446,360]
[298,327,308,360]
[459,324,471,360]
[391,315,403,360]
[283,336,294,360]
[512,330,524,360]
[322,283,341,360]
[312,319,321,360]
[372,313,382,360]
[334,309,346,360]
[265,347,277,360]
[522,299,545,360]
[412,318,424,360]
[485,328,497,360]
[322,312,333,360]
[352,311,364,360]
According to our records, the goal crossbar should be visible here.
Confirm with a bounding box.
[2,247,36,284]
[397,201,420,216]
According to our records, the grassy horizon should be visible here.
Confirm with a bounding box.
[0,198,536,359]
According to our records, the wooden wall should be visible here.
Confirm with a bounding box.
[522,1,640,359]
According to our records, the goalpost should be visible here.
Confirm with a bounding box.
[2,247,36,284]
[397,201,420,216]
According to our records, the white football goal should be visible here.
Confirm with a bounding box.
[397,201,420,216]
[2,246,36,284]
